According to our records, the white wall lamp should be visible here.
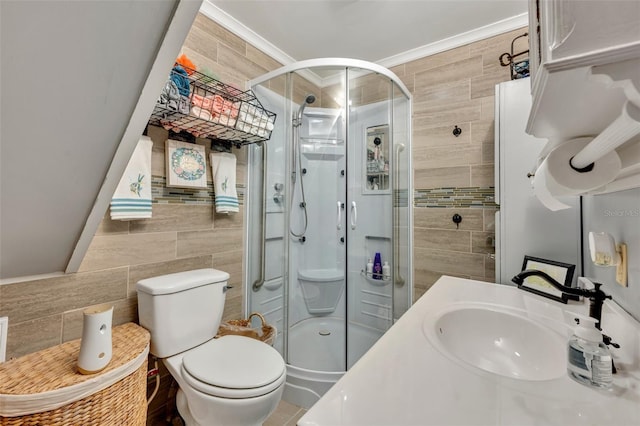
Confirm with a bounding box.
[588,231,628,287]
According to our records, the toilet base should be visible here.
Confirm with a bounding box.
[176,384,284,426]
[176,389,197,425]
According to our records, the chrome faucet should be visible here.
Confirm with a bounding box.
[511,270,611,329]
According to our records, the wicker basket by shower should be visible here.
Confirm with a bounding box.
[216,312,276,346]
[0,323,150,426]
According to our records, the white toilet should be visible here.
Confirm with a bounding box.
[136,268,286,426]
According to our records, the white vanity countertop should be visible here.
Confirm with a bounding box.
[298,276,640,426]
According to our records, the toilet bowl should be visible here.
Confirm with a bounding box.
[136,269,285,426]
[164,335,286,426]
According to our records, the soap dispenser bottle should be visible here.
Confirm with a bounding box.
[567,315,612,388]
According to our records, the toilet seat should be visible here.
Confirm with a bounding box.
[181,335,286,399]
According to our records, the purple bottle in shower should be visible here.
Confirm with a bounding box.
[373,252,382,279]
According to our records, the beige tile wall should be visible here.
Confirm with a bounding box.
[0,12,527,423]
[398,28,528,301]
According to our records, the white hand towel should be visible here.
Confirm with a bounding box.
[210,152,239,214]
[110,136,153,220]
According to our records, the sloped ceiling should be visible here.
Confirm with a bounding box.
[0,0,201,281]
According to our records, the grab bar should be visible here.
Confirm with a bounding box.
[350,201,357,230]
[393,143,406,286]
[337,201,342,230]
[252,143,267,291]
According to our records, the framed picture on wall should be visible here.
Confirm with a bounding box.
[165,139,208,189]
[519,255,576,303]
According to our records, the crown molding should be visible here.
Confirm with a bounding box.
[199,0,323,87]
[200,0,295,66]
[377,13,529,69]
[200,1,528,87]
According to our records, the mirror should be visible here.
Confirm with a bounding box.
[365,124,389,193]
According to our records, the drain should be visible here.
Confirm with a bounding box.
[319,330,331,336]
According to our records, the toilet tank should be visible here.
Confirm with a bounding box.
[136,268,230,358]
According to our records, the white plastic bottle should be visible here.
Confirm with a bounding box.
[567,315,612,388]
[382,261,390,280]
[366,258,373,276]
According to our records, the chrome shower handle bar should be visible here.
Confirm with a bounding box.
[394,143,406,286]
[350,201,357,230]
[252,143,267,292]
[337,201,342,230]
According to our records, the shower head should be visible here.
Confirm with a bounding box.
[296,94,316,124]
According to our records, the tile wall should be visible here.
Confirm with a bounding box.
[0,11,527,423]
[389,29,528,300]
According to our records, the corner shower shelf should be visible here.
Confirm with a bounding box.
[361,271,391,285]
[148,65,276,146]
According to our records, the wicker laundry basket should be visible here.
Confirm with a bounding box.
[0,323,150,426]
[216,312,276,346]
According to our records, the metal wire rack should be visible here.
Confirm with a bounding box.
[149,65,276,145]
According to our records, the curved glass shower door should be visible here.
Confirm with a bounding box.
[287,68,347,373]
[245,59,412,408]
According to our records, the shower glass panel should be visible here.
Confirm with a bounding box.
[245,59,412,409]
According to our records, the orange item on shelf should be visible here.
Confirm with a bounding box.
[175,54,196,75]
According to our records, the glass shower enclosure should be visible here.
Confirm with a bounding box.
[244,59,412,408]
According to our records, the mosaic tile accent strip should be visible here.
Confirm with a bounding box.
[151,175,245,205]
[414,187,497,208]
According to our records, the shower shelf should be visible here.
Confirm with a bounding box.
[361,270,391,285]
[148,65,276,146]
[300,136,344,144]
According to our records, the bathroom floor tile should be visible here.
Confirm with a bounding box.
[265,400,306,426]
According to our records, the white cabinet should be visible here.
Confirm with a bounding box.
[527,0,640,197]
[532,0,640,67]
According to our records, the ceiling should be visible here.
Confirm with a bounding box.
[205,0,529,66]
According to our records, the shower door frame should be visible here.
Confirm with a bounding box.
[245,58,413,371]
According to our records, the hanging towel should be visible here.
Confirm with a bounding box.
[210,152,239,214]
[110,136,153,220]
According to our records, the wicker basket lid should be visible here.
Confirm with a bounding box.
[0,323,149,396]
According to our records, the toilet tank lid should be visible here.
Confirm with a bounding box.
[136,268,230,295]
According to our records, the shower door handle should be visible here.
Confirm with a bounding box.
[350,201,357,230]
[337,201,342,230]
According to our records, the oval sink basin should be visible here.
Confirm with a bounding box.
[424,307,566,381]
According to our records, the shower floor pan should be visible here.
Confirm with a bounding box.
[283,317,383,409]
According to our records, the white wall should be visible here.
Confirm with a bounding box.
[582,188,640,320]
